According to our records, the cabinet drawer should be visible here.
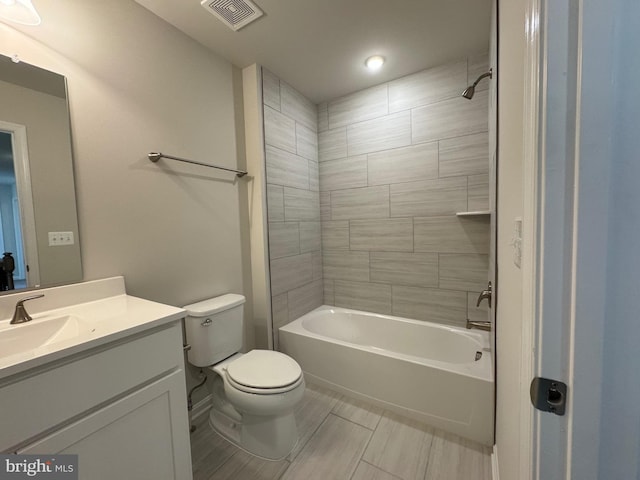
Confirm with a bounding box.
[0,321,184,451]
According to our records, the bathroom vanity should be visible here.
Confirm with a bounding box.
[0,277,192,480]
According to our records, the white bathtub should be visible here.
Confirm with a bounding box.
[279,305,494,445]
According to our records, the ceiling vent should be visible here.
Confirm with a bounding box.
[200,0,264,31]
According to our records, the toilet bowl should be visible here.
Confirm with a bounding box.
[183,294,305,460]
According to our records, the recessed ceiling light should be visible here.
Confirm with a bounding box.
[0,0,41,26]
[365,55,385,71]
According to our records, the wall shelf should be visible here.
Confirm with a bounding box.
[456,210,491,216]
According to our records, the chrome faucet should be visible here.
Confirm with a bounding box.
[10,294,45,324]
[466,319,492,332]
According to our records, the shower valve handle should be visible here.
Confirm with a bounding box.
[476,282,492,308]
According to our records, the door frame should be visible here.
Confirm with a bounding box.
[522,0,615,478]
[0,120,41,287]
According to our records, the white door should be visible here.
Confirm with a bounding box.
[527,0,627,479]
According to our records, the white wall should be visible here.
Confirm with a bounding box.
[0,0,248,307]
[0,0,252,399]
[495,0,526,478]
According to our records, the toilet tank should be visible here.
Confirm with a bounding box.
[183,294,246,367]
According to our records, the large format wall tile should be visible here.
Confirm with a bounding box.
[319,128,347,161]
[266,145,309,190]
[370,252,438,287]
[271,293,288,330]
[467,291,488,324]
[328,84,389,129]
[267,184,284,222]
[388,60,467,113]
[288,279,323,321]
[323,251,370,282]
[347,111,411,156]
[390,177,467,217]
[334,280,392,314]
[268,222,300,259]
[264,105,296,153]
[324,280,335,304]
[414,216,490,254]
[296,123,318,161]
[300,221,321,253]
[350,218,413,252]
[317,102,329,132]
[412,90,488,144]
[308,161,319,192]
[262,69,281,111]
[284,187,320,221]
[271,254,313,296]
[281,81,317,132]
[439,133,489,178]
[468,52,491,94]
[331,186,390,220]
[321,221,349,250]
[392,285,467,326]
[320,191,331,221]
[368,142,438,186]
[312,251,323,280]
[468,174,490,211]
[319,156,368,192]
[439,254,489,291]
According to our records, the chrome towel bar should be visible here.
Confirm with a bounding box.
[148,152,248,178]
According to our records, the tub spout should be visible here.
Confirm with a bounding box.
[466,319,492,332]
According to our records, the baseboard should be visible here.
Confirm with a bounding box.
[492,445,499,480]
[190,394,212,422]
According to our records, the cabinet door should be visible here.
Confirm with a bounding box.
[19,370,192,480]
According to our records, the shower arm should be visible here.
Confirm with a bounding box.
[471,70,492,88]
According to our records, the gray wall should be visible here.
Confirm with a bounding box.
[261,69,322,346]
[318,55,490,328]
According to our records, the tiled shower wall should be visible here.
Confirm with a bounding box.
[262,69,323,345]
[318,54,491,328]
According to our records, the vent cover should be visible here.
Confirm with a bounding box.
[200,0,264,31]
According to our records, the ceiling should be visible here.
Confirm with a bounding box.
[134,0,491,103]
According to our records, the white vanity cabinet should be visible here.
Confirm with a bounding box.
[0,316,193,480]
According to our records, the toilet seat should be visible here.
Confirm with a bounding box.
[219,350,303,395]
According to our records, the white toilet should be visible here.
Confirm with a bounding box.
[183,294,305,460]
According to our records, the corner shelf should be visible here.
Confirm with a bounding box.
[456,210,491,217]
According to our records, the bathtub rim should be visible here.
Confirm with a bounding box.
[279,305,493,382]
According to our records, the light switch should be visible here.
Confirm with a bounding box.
[48,231,75,246]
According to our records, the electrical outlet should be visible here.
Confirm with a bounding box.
[48,231,75,246]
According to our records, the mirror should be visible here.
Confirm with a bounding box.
[0,54,81,292]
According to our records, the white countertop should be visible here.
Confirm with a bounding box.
[0,277,186,380]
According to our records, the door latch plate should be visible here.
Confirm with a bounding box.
[530,377,567,416]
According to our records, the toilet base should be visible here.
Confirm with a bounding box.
[208,405,299,461]
[206,375,299,460]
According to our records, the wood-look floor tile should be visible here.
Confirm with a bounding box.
[362,411,434,480]
[191,427,239,479]
[282,414,372,480]
[424,431,492,480]
[351,461,403,480]
[332,395,384,430]
[288,384,341,460]
[208,449,289,480]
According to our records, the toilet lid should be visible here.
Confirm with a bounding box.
[226,350,302,389]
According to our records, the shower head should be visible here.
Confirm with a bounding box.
[462,69,493,99]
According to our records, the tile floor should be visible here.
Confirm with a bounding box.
[191,383,492,480]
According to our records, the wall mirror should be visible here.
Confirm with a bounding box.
[0,53,82,292]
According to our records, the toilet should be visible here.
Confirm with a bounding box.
[183,294,305,460]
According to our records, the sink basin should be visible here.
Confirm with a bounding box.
[0,315,92,360]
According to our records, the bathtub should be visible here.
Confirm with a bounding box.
[279,305,494,445]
